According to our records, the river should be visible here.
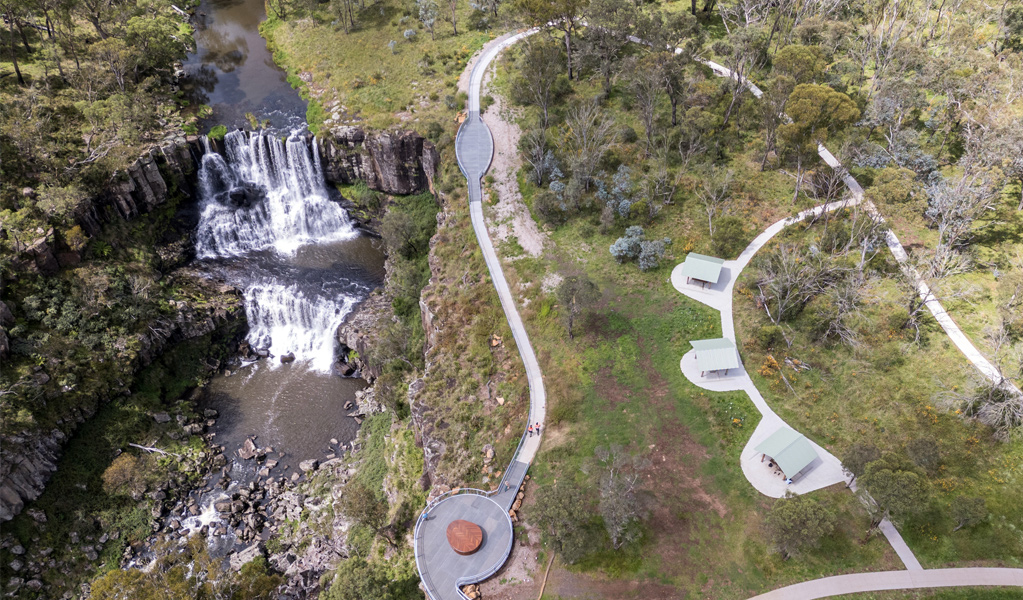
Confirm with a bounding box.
[176,0,383,526]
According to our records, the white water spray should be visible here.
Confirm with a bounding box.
[245,283,357,372]
[196,130,357,257]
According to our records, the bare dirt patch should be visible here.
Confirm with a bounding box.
[479,68,548,258]
[638,340,731,580]
[480,487,543,600]
[544,568,685,600]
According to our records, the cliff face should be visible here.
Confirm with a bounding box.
[76,137,199,236]
[0,277,244,522]
[335,294,392,381]
[321,127,438,196]
[0,135,240,523]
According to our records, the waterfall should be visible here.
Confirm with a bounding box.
[195,130,363,373]
[244,282,357,372]
[196,130,357,257]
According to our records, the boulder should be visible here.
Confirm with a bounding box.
[238,438,258,460]
[183,423,204,436]
[152,413,172,424]
[299,459,318,473]
[280,352,296,364]
[229,543,265,571]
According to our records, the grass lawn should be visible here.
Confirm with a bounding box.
[260,0,512,131]
[497,199,900,599]
[733,218,1023,569]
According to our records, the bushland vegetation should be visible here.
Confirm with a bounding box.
[474,0,1023,592]
[1,0,198,248]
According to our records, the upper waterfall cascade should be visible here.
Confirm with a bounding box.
[196,130,356,257]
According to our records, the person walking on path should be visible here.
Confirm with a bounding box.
[528,424,534,437]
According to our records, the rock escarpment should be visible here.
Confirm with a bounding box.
[321,127,438,195]
[334,288,392,381]
[75,137,199,236]
[0,277,244,522]
[8,136,202,277]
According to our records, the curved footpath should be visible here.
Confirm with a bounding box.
[413,29,543,600]
[701,55,1022,401]
[746,568,1023,600]
[414,29,1023,600]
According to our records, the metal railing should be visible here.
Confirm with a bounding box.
[413,488,515,600]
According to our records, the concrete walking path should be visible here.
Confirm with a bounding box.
[747,567,1023,599]
[414,29,543,600]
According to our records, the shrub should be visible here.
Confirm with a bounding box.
[468,7,489,30]
[610,226,644,263]
[618,125,638,144]
[611,226,670,270]
[951,496,987,532]
[765,494,837,559]
[638,238,669,271]
[756,325,785,349]
[102,454,148,500]
[208,124,228,140]
[425,121,444,142]
[628,200,649,223]
[712,215,748,258]
[481,94,495,113]
[533,189,569,226]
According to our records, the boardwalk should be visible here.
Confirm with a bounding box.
[414,29,543,600]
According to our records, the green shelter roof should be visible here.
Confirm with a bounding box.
[690,338,740,372]
[680,253,725,284]
[755,428,818,477]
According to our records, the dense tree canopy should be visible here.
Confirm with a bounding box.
[1,0,193,251]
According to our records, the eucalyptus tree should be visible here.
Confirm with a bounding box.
[581,0,634,95]
[513,0,589,79]
[514,38,565,131]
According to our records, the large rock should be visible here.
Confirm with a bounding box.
[334,290,392,381]
[320,128,438,195]
[229,543,265,571]
[238,438,258,460]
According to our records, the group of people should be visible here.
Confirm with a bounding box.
[527,422,541,437]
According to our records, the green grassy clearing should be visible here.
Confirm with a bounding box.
[733,219,1023,568]
[260,0,513,130]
